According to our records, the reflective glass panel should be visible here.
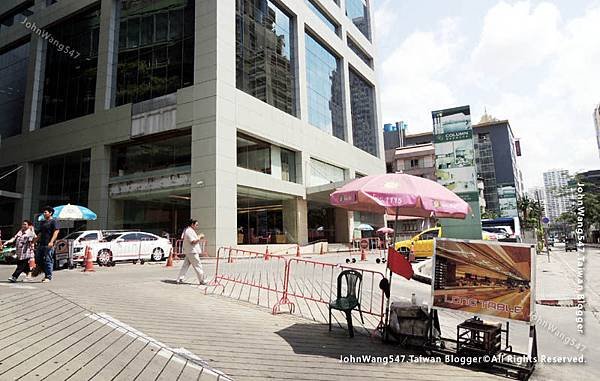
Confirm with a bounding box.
[305,33,344,140]
[41,8,100,127]
[347,37,372,67]
[116,0,195,106]
[0,42,29,139]
[237,133,272,175]
[345,0,370,40]
[305,0,339,35]
[236,0,296,116]
[349,68,377,156]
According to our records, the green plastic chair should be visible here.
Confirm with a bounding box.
[329,269,364,337]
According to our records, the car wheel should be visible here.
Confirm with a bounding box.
[97,250,112,267]
[151,248,164,262]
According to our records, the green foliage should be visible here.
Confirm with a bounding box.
[517,195,544,230]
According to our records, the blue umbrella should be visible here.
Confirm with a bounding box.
[37,204,97,221]
[357,223,374,231]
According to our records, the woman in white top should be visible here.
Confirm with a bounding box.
[176,219,205,285]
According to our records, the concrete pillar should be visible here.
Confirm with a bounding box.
[22,35,46,133]
[95,0,119,110]
[87,145,110,229]
[189,0,237,256]
[282,198,308,245]
[334,208,352,243]
[11,163,34,225]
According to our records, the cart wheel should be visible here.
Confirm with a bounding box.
[140,259,145,265]
[352,258,356,263]
[376,258,381,264]
[382,258,387,263]
[345,258,350,263]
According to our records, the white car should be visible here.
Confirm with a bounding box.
[89,232,172,266]
[55,230,129,266]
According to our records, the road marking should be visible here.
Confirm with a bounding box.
[86,312,231,380]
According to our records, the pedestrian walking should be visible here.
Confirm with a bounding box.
[33,206,60,283]
[176,219,205,285]
[6,220,36,282]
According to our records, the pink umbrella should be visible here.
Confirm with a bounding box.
[376,227,394,234]
[330,173,469,219]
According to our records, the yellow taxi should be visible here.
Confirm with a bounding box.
[394,227,442,258]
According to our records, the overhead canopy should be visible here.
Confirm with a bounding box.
[330,173,469,219]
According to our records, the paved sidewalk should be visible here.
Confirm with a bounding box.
[0,262,506,380]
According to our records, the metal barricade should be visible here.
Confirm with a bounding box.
[206,247,294,314]
[170,239,208,258]
[205,246,385,333]
[286,257,385,330]
[352,237,383,250]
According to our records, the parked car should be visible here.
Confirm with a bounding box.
[482,227,509,240]
[89,232,172,266]
[482,230,498,241]
[0,243,16,264]
[565,238,577,252]
[55,230,131,266]
[395,227,442,258]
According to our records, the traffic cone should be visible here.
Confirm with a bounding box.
[264,246,270,261]
[360,248,367,261]
[165,248,174,268]
[296,245,301,257]
[83,246,95,272]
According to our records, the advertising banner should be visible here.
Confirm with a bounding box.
[497,185,518,217]
[432,106,482,239]
[432,238,535,322]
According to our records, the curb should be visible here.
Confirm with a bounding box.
[536,299,585,307]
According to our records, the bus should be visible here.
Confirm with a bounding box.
[481,217,521,242]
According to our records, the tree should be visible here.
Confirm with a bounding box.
[557,177,600,239]
[517,195,544,230]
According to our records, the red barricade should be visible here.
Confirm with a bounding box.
[206,247,294,314]
[170,239,208,258]
[206,247,385,331]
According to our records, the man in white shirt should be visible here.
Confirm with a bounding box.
[177,219,205,285]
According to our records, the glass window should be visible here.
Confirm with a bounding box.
[305,0,339,35]
[0,2,34,32]
[237,187,296,244]
[347,36,372,67]
[139,233,157,241]
[237,133,271,175]
[309,159,344,186]
[121,233,139,241]
[116,0,195,106]
[349,68,377,156]
[305,33,344,140]
[0,42,30,139]
[31,150,91,213]
[236,0,296,116]
[280,148,296,182]
[110,132,191,177]
[41,8,100,127]
[345,0,370,40]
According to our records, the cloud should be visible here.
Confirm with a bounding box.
[470,1,563,81]
[377,17,463,131]
[375,0,599,189]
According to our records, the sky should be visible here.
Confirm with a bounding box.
[371,0,600,188]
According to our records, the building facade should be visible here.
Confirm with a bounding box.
[543,169,573,222]
[382,119,522,218]
[0,0,384,254]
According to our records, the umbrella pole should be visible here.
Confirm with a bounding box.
[384,207,399,342]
